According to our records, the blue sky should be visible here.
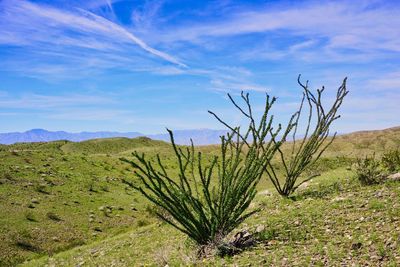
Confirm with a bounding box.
[0,0,399,134]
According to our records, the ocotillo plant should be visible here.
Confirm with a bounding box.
[121,93,296,248]
[265,75,348,197]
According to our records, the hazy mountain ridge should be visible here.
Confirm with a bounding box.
[0,128,227,145]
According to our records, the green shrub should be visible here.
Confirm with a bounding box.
[381,149,400,173]
[25,212,37,222]
[355,155,383,185]
[136,219,149,227]
[47,212,62,221]
[35,184,50,194]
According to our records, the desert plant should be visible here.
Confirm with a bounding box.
[47,212,62,221]
[381,149,400,173]
[355,154,383,185]
[122,93,295,249]
[25,212,37,222]
[35,184,50,194]
[213,75,348,197]
[265,75,348,197]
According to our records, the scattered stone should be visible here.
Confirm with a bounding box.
[298,181,311,191]
[255,225,265,233]
[331,196,346,202]
[258,189,272,196]
[31,198,39,204]
[375,191,383,198]
[387,173,400,181]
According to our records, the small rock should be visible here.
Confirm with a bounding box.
[331,196,346,202]
[255,225,265,233]
[298,181,311,191]
[258,189,272,196]
[31,198,39,204]
[387,173,400,181]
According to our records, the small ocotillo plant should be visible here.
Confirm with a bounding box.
[121,94,296,249]
[266,75,348,197]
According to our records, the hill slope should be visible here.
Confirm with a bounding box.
[22,170,400,266]
[0,127,398,266]
[0,128,227,145]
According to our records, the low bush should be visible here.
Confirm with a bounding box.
[381,149,400,173]
[46,212,62,221]
[354,155,383,185]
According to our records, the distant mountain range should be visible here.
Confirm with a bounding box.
[0,128,228,145]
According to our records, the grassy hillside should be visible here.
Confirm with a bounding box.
[326,126,400,157]
[0,138,168,266]
[0,127,399,266]
[61,136,169,154]
[21,170,400,266]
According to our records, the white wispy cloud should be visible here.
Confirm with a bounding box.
[157,1,400,61]
[210,79,268,93]
[0,0,186,73]
[0,92,113,109]
[368,71,400,90]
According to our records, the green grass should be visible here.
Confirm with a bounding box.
[0,138,166,266]
[21,170,400,266]
[0,126,399,266]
